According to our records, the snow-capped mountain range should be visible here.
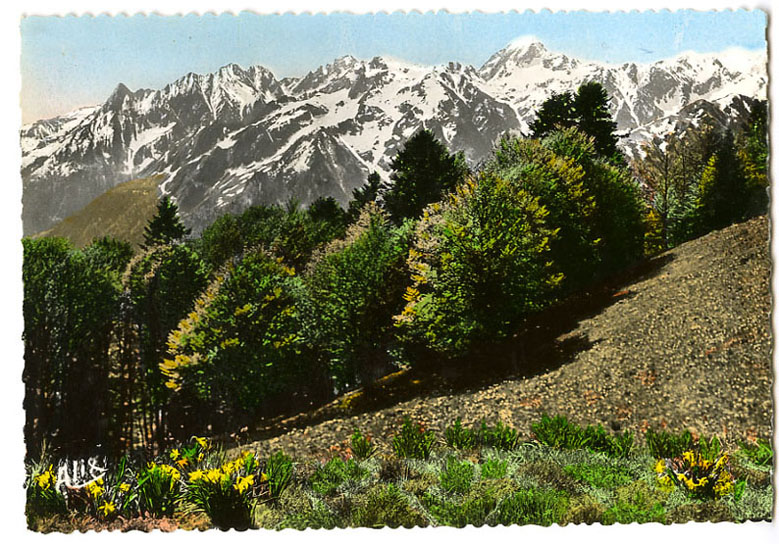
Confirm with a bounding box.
[21,38,767,235]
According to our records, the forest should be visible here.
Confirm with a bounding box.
[22,82,768,462]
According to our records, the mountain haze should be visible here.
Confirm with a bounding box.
[21,39,767,235]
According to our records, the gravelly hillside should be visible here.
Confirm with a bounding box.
[236,215,772,459]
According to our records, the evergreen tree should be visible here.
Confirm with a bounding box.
[381,130,468,222]
[738,100,769,216]
[530,82,623,164]
[694,130,750,233]
[529,92,576,138]
[142,196,191,249]
[347,172,382,223]
[574,82,622,163]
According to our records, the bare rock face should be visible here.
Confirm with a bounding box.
[21,41,766,235]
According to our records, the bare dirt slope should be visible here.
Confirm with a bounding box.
[236,215,772,459]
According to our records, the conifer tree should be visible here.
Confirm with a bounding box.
[347,172,382,223]
[381,130,468,222]
[142,196,191,249]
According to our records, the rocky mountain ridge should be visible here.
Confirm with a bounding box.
[21,39,767,235]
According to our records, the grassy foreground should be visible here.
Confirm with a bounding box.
[25,416,773,532]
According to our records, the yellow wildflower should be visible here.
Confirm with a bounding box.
[197,453,204,462]
[119,483,130,493]
[189,470,204,482]
[653,459,666,474]
[98,501,116,517]
[170,449,180,460]
[194,436,209,450]
[234,475,255,494]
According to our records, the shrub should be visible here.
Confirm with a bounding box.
[392,418,436,460]
[185,451,260,529]
[310,458,368,496]
[531,414,633,458]
[480,459,509,480]
[736,438,773,467]
[602,481,666,525]
[477,421,519,451]
[350,483,428,528]
[265,451,293,500]
[493,488,569,526]
[136,462,181,517]
[645,428,694,459]
[562,464,633,489]
[350,430,376,460]
[396,172,559,356]
[444,418,476,450]
[439,457,475,494]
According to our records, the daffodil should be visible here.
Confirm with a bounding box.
[119,483,130,493]
[98,500,116,517]
[170,449,180,461]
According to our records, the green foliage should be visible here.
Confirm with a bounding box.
[310,458,368,496]
[347,171,382,223]
[477,421,519,451]
[83,236,134,272]
[530,82,623,164]
[493,487,569,526]
[602,481,666,525]
[693,131,752,234]
[300,206,414,390]
[136,463,181,517]
[142,196,191,249]
[396,172,559,355]
[350,430,377,460]
[738,100,769,216]
[350,484,429,528]
[22,237,122,457]
[444,418,477,450]
[439,457,475,494]
[563,463,633,489]
[487,128,643,290]
[423,480,516,527]
[184,452,259,530]
[392,418,436,460]
[197,200,347,271]
[480,459,509,480]
[26,464,66,521]
[381,129,469,222]
[644,428,694,459]
[265,452,293,500]
[737,438,774,467]
[163,251,314,426]
[530,415,633,458]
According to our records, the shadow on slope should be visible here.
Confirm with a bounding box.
[233,253,674,445]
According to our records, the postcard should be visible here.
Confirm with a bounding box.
[17,6,773,535]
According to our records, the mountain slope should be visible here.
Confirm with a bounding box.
[33,175,162,248]
[234,216,772,459]
[21,40,767,235]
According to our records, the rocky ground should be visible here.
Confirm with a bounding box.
[233,216,773,460]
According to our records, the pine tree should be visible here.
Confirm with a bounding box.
[381,130,468,222]
[529,92,576,138]
[347,172,382,223]
[142,196,191,249]
[574,82,622,163]
[530,82,623,164]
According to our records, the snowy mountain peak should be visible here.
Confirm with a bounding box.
[21,40,767,237]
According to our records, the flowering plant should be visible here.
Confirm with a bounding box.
[654,450,737,500]
[137,462,181,517]
[185,450,261,529]
[26,464,66,518]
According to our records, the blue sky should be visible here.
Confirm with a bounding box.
[21,9,767,123]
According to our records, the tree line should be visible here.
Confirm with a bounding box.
[22,83,768,460]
